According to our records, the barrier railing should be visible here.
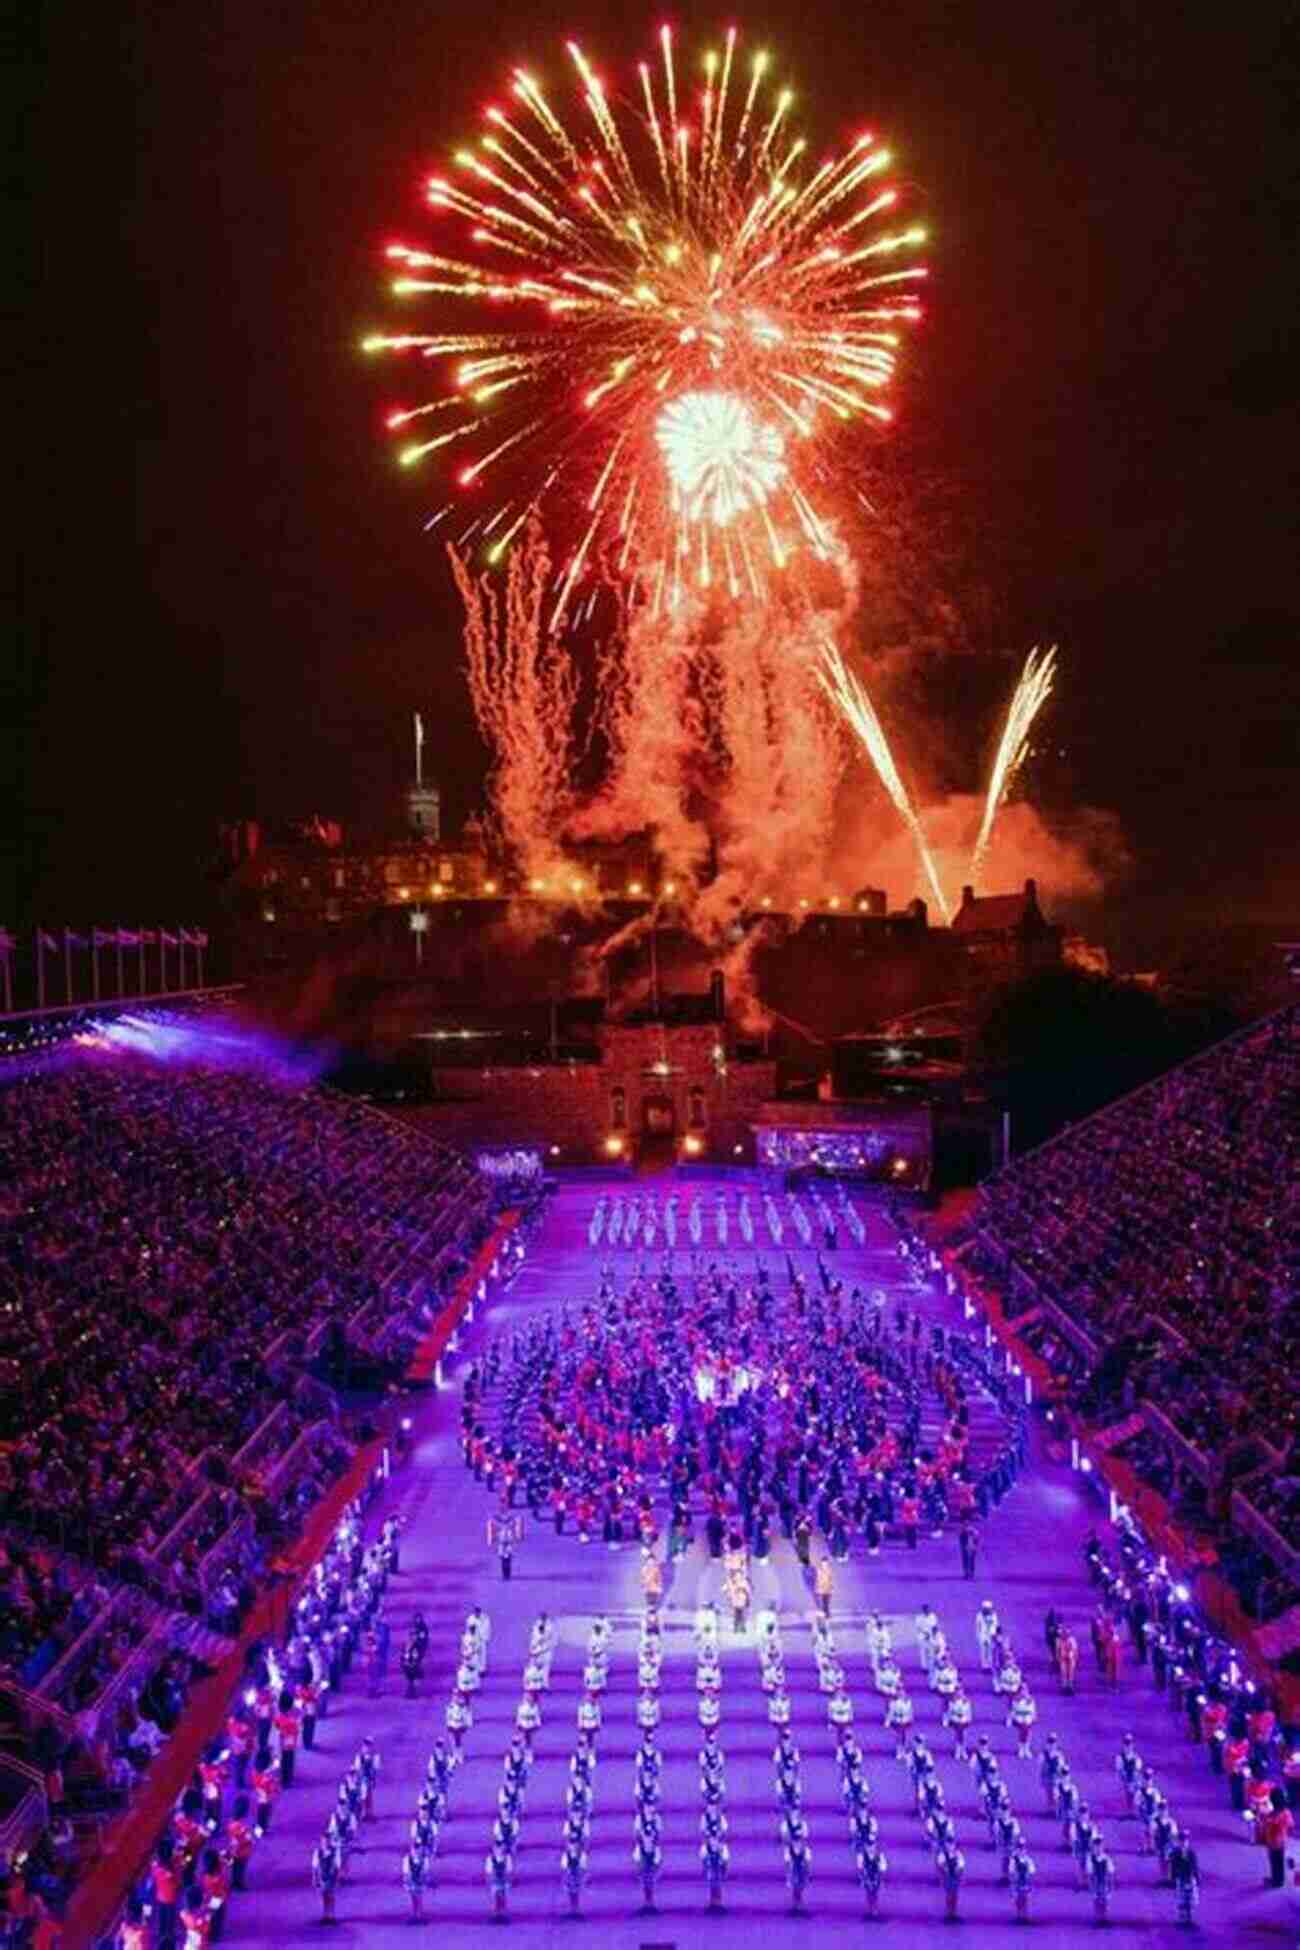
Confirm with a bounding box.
[1232,1491,1300,1583]
[0,1678,78,1740]
[74,1614,175,1748]
[0,1757,47,1864]
[1139,1399,1216,1489]
[197,1513,254,1603]
[975,1234,1098,1362]
[141,1452,219,1581]
[38,1589,158,1714]
[231,1402,289,1477]
[262,1422,330,1506]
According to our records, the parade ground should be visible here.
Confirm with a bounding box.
[223,1173,1296,1948]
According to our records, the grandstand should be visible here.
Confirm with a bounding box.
[3,998,1299,1945]
[0,1006,491,1937]
[973,1002,1300,1631]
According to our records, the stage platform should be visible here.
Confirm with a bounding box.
[221,1172,1294,1947]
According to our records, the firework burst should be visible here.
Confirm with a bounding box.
[365,27,927,622]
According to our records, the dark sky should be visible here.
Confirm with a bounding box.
[17,0,1299,948]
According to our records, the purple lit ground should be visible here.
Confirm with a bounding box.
[224,1174,1295,1947]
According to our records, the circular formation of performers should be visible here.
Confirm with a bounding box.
[461,1254,1027,1575]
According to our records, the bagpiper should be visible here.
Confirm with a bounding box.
[1168,1829,1199,1926]
[1040,1733,1067,1810]
[786,1834,812,1911]
[561,1838,587,1913]
[358,1738,381,1817]
[1115,1734,1143,1815]
[936,1842,965,1920]
[995,1809,1023,1883]
[1008,1842,1036,1921]
[634,1828,662,1909]
[485,1841,512,1920]
[401,1842,430,1922]
[857,1838,888,1916]
[312,1837,342,1923]
[701,1834,729,1909]
[1089,1845,1115,1924]
[1150,1797,1178,1883]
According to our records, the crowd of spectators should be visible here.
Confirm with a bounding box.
[974,1001,1299,1616]
[0,1544,108,1691]
[0,1023,485,1939]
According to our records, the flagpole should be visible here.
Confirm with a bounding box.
[63,930,74,1007]
[0,939,11,1014]
[196,933,205,989]
[139,931,147,995]
[92,934,101,1002]
[115,930,124,997]
[178,932,187,990]
[160,930,168,992]
[36,929,46,1010]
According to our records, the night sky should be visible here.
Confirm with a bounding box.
[18,1,1299,954]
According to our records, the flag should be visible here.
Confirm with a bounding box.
[160,930,178,946]
[192,929,209,949]
[0,929,15,952]
[93,928,116,947]
[139,929,158,945]
[117,929,139,947]
[38,930,59,951]
[64,930,88,948]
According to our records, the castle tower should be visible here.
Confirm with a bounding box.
[408,711,441,840]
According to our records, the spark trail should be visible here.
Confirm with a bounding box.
[818,635,951,919]
[449,523,580,881]
[969,644,1057,884]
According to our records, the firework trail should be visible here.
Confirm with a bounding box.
[969,644,1057,885]
[818,636,951,919]
[448,523,580,880]
[366,27,926,619]
[569,599,707,885]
